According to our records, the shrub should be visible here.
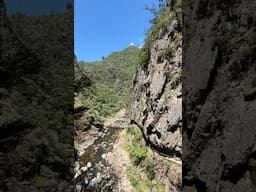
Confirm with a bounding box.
[128,172,140,188]
[126,126,155,180]
[143,158,156,180]
[129,146,148,166]
[138,0,179,68]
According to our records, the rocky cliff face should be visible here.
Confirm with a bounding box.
[183,0,256,191]
[131,2,182,191]
[132,3,182,161]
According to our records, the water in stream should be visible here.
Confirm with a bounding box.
[75,127,121,192]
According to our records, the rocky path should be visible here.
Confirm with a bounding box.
[105,129,134,192]
[104,109,134,192]
[104,109,129,129]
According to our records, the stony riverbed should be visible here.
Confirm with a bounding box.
[74,110,129,192]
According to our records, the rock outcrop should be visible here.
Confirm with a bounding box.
[131,2,182,191]
[131,2,182,162]
[183,0,256,191]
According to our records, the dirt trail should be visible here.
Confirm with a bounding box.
[105,129,134,192]
[105,110,134,192]
[104,109,128,128]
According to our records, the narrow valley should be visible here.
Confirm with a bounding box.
[74,1,182,191]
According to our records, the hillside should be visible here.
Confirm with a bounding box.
[77,46,140,121]
[80,46,139,87]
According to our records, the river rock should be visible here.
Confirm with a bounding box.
[74,170,81,179]
[98,132,105,138]
[84,177,88,184]
[75,184,82,192]
[81,166,88,172]
[88,178,97,188]
[101,154,106,159]
[87,162,92,168]
[96,172,102,183]
[74,161,80,173]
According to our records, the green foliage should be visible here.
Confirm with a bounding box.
[126,126,156,180]
[127,126,148,166]
[128,168,153,192]
[128,166,164,192]
[83,83,123,119]
[129,172,140,188]
[77,46,140,120]
[139,0,181,67]
[129,145,148,166]
[126,126,167,190]
[80,46,139,91]
[0,7,74,189]
[173,0,182,13]
[143,158,156,180]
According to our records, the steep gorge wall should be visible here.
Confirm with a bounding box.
[131,2,182,161]
[132,0,256,191]
[183,0,256,191]
[131,3,182,190]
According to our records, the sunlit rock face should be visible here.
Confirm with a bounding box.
[131,3,182,191]
[132,5,182,160]
[183,0,256,191]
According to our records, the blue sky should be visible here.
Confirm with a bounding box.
[75,0,157,62]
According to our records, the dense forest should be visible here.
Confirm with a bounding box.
[0,2,74,191]
[77,46,139,121]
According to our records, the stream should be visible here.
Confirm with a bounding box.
[74,109,130,192]
[74,126,121,192]
[79,128,120,167]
